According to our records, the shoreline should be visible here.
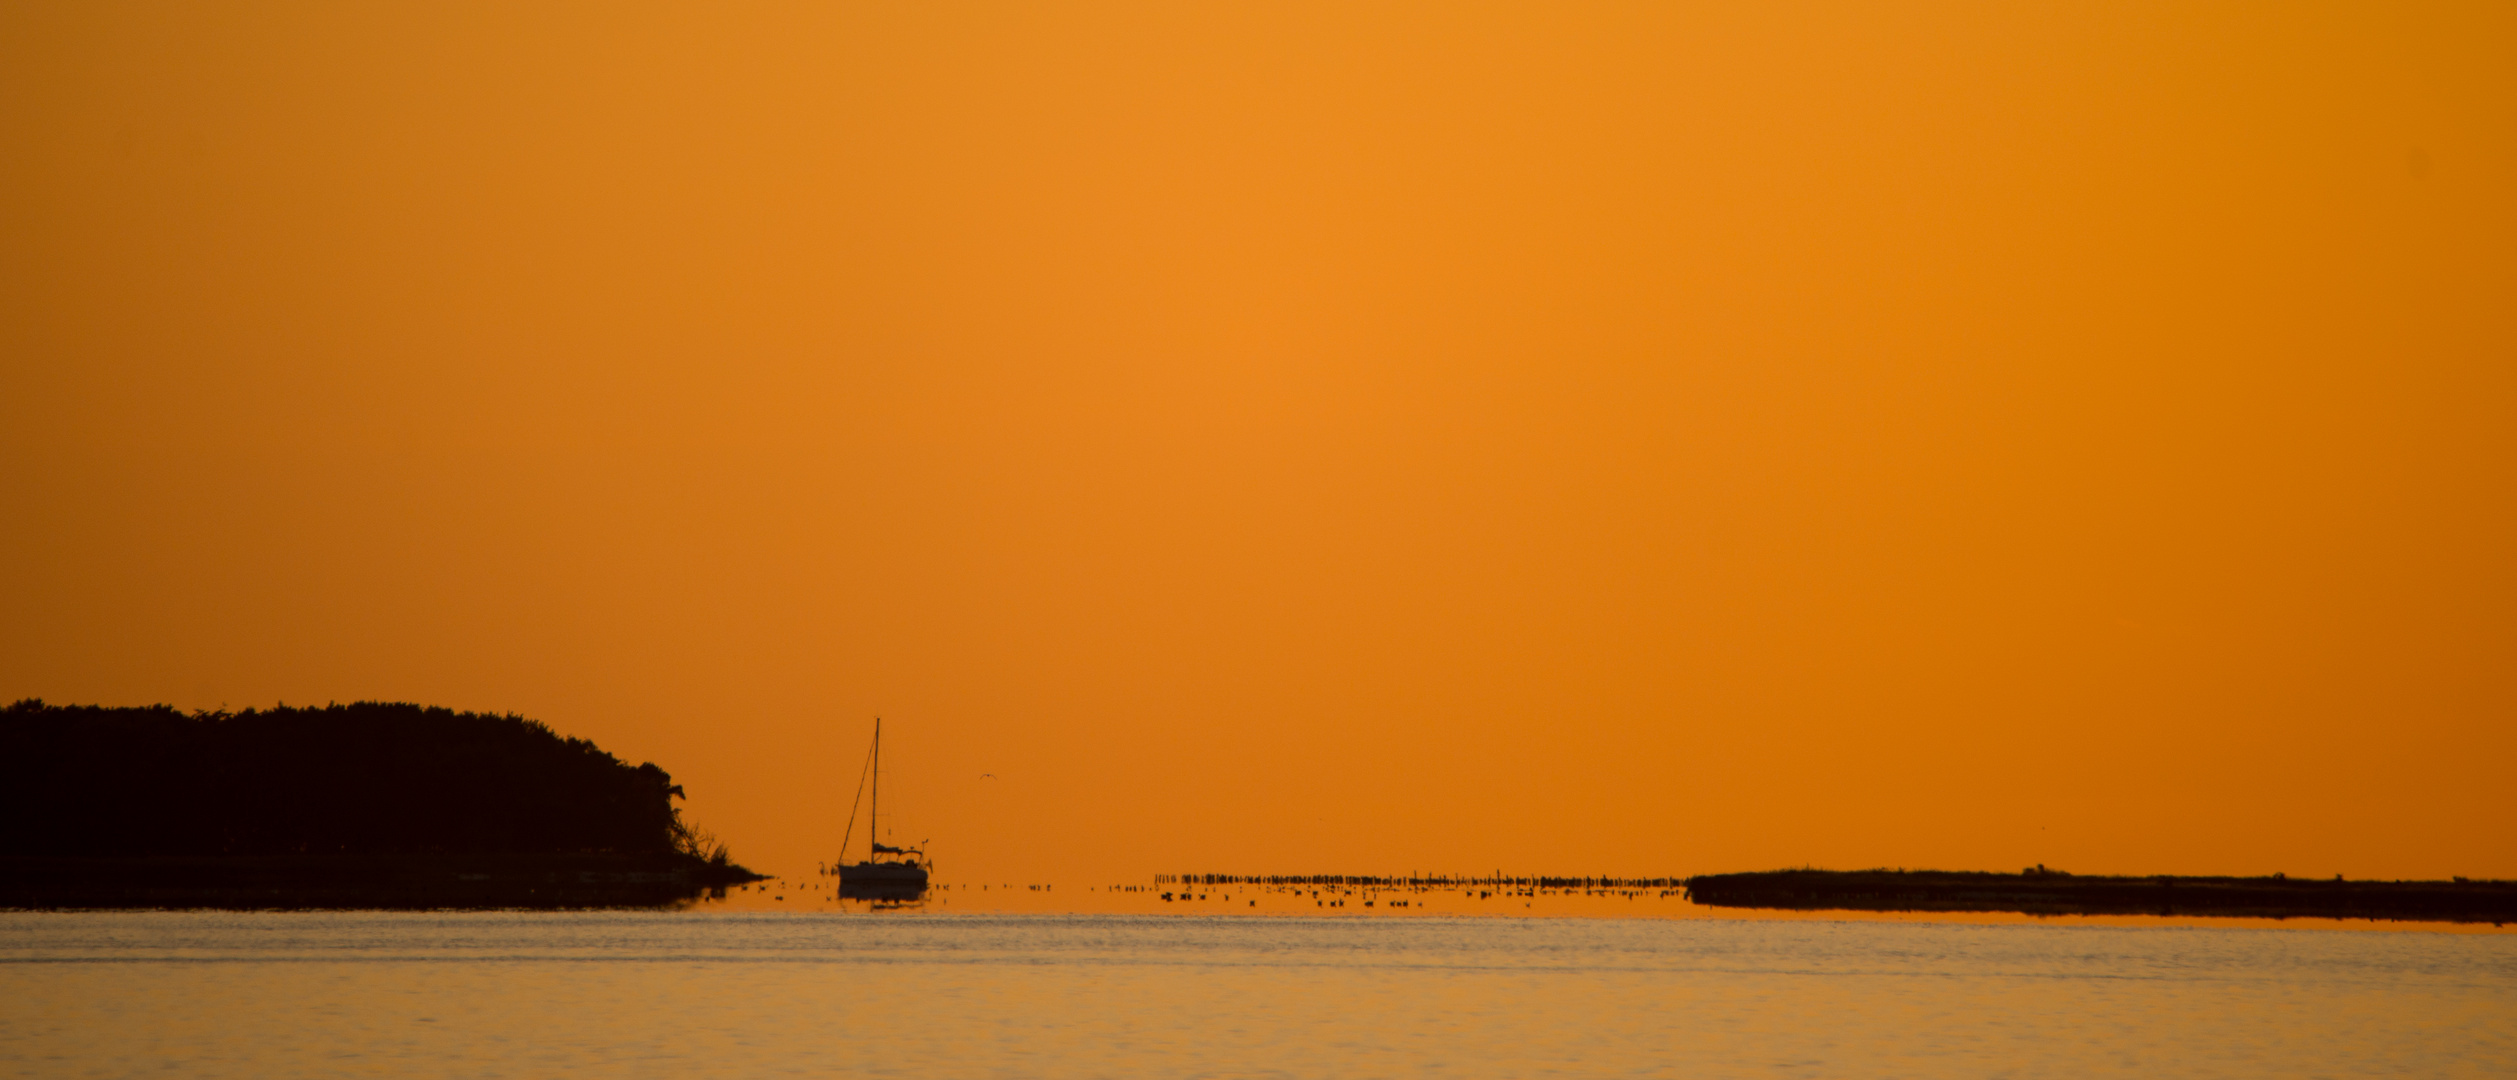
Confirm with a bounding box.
[0,853,765,910]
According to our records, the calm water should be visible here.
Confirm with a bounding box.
[5,910,2512,1078]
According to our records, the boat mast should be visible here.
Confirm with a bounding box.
[870,717,880,862]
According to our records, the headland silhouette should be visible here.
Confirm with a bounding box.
[1,699,762,908]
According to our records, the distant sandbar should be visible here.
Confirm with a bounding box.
[1681,868,2515,925]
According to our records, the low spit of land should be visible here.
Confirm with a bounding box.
[1682,868,2517,925]
[1155,870,2516,924]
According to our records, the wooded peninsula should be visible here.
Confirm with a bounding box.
[2,700,761,908]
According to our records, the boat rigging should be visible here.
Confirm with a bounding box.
[836,717,930,899]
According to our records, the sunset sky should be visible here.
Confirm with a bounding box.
[4,2,2511,883]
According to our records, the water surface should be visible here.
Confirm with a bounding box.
[6,911,2511,1077]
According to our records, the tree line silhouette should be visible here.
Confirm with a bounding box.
[2,699,723,861]
[1682,868,2516,924]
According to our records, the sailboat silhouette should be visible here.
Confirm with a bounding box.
[836,717,930,899]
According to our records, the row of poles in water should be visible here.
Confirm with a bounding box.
[1155,873,1688,889]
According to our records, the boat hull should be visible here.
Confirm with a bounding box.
[838,861,929,900]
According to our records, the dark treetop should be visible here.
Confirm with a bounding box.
[3,699,701,858]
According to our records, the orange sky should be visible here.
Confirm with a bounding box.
[4,2,2512,883]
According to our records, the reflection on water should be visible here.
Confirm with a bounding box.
[5,910,2512,1078]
